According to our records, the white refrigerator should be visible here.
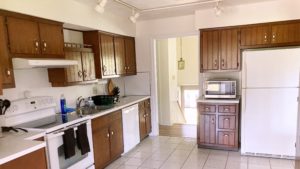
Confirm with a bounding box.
[241,48,300,158]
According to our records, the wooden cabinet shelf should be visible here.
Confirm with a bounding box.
[139,99,152,141]
[197,103,239,151]
[83,31,137,79]
[92,110,124,169]
[48,46,96,87]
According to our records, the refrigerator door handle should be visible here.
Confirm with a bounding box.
[242,61,247,89]
[242,90,246,113]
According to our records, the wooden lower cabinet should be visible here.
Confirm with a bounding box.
[0,148,47,169]
[92,110,124,169]
[197,103,239,151]
[139,99,152,141]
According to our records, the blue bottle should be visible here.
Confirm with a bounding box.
[60,94,66,115]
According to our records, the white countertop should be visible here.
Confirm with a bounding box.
[89,95,150,119]
[0,130,46,165]
[197,96,241,104]
[0,95,150,165]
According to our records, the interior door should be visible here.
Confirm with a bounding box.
[0,16,14,88]
[82,51,96,81]
[109,118,124,159]
[220,29,239,70]
[114,37,126,75]
[200,30,219,72]
[241,88,298,156]
[125,37,137,75]
[38,23,64,57]
[64,50,83,83]
[100,34,116,76]
[6,17,40,55]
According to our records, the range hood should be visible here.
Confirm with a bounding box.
[12,58,78,69]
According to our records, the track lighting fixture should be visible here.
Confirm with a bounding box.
[214,0,223,16]
[95,0,108,14]
[129,9,140,23]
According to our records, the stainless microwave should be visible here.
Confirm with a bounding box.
[204,80,237,99]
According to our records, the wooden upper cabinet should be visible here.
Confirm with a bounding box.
[100,34,116,77]
[124,37,137,75]
[64,50,83,83]
[240,25,270,47]
[6,17,40,55]
[271,22,300,44]
[82,51,96,81]
[114,37,126,75]
[201,30,219,72]
[0,15,15,88]
[220,29,240,70]
[6,16,64,58]
[38,23,64,57]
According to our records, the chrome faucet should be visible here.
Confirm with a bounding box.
[76,96,85,109]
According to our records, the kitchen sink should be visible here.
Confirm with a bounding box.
[76,105,114,116]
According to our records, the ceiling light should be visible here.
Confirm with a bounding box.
[214,0,223,16]
[129,9,140,23]
[95,0,108,13]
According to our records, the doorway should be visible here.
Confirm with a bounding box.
[155,35,199,138]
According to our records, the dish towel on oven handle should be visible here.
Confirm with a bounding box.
[63,128,76,159]
[76,123,91,155]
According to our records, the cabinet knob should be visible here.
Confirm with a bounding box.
[111,131,114,136]
[106,133,110,138]
[42,41,47,51]
[225,118,229,121]
[6,69,11,76]
[103,65,107,72]
[214,60,218,67]
[83,70,87,78]
[224,108,229,111]
[272,34,276,41]
[224,134,229,137]
[127,66,130,70]
[34,40,39,51]
[143,114,146,118]
[124,66,127,70]
[205,107,209,110]
[221,59,225,67]
[78,71,83,78]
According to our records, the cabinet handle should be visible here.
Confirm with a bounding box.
[214,60,218,67]
[205,107,209,110]
[103,65,107,72]
[83,70,87,78]
[272,34,276,41]
[224,134,229,137]
[221,59,225,67]
[143,114,146,118]
[127,66,130,70]
[42,41,47,51]
[224,108,229,111]
[78,71,83,78]
[124,66,127,70]
[34,40,39,51]
[225,118,229,121]
[111,131,114,136]
[106,133,110,138]
[6,69,11,77]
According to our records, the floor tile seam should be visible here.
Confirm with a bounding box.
[158,143,180,169]
[179,144,197,169]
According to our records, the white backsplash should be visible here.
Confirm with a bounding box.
[199,71,242,96]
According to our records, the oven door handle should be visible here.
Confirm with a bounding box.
[47,132,64,140]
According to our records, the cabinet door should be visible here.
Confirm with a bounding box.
[240,25,270,46]
[38,23,64,57]
[82,51,96,81]
[0,69,2,95]
[145,99,152,134]
[124,37,137,75]
[0,148,47,169]
[6,17,40,55]
[100,34,116,76]
[64,50,83,83]
[199,114,216,144]
[114,37,126,75]
[200,30,219,72]
[218,131,235,146]
[109,117,124,159]
[220,29,240,70]
[0,16,15,88]
[92,126,111,169]
[139,101,147,140]
[271,22,300,44]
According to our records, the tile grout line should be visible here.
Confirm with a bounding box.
[200,148,211,169]
[223,151,229,169]
[179,144,197,169]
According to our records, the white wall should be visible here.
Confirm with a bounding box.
[136,0,300,135]
[0,0,135,36]
[177,36,199,86]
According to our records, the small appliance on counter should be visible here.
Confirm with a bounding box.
[204,79,237,99]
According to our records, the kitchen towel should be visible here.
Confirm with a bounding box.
[63,128,76,159]
[76,123,90,155]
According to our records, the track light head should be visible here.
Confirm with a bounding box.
[214,0,223,16]
[129,9,140,23]
[95,0,108,13]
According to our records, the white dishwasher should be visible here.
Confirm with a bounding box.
[122,104,140,154]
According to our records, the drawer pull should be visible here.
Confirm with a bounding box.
[225,118,229,121]
[224,108,229,111]
[6,69,11,76]
[111,131,114,136]
[224,134,229,137]
[106,133,110,138]
[205,107,209,110]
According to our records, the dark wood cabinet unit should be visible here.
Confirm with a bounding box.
[0,148,47,169]
[200,28,240,72]
[83,31,137,79]
[0,15,15,89]
[271,22,300,44]
[5,16,64,58]
[92,110,124,169]
[139,99,152,141]
[240,25,270,47]
[197,103,239,151]
[48,46,96,87]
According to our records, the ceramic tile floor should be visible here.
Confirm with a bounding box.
[105,136,295,169]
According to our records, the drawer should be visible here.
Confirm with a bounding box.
[218,115,236,130]
[218,131,236,146]
[218,105,237,113]
[199,104,216,113]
